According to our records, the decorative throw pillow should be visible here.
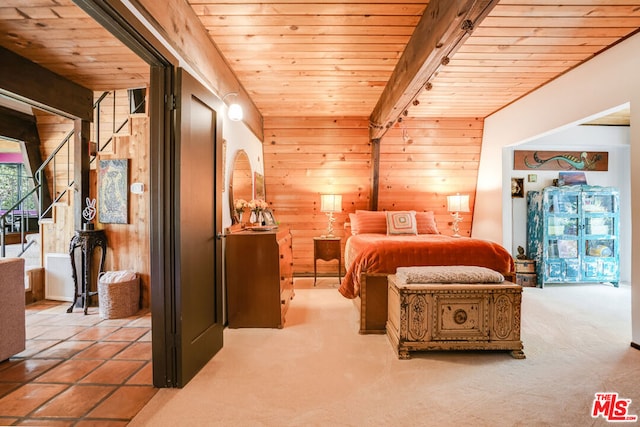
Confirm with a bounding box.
[348,213,357,233]
[415,211,439,234]
[386,211,417,235]
[351,210,387,234]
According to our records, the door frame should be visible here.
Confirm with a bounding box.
[73,0,212,388]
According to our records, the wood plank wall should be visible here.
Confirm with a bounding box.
[378,117,483,233]
[263,117,371,275]
[93,114,151,308]
[264,116,484,276]
[36,91,151,307]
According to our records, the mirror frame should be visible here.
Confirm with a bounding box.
[228,150,252,224]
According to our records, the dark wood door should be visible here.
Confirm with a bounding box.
[173,68,224,386]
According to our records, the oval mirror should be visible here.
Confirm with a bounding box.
[229,150,252,224]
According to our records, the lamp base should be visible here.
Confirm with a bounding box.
[325,212,336,238]
[450,212,463,238]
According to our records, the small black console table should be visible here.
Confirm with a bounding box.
[68,228,107,314]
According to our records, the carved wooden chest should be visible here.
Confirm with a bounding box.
[386,275,524,359]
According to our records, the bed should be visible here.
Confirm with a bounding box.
[337,210,515,334]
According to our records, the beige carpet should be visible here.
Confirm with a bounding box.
[129,279,639,427]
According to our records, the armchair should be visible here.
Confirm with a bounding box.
[0,257,26,362]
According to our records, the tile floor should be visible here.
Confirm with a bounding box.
[0,300,156,426]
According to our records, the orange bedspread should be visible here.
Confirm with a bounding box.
[338,234,514,299]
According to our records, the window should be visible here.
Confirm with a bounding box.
[0,163,37,232]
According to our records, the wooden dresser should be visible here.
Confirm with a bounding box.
[225,228,294,328]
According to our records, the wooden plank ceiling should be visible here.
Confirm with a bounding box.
[0,0,638,122]
[0,0,149,91]
[190,0,640,120]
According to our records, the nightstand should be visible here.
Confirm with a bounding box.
[313,237,341,286]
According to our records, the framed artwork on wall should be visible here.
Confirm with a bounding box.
[98,159,129,224]
[511,177,524,198]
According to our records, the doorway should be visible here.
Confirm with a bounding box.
[0,0,227,388]
[504,105,632,285]
[72,3,227,387]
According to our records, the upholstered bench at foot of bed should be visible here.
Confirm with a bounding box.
[386,272,525,360]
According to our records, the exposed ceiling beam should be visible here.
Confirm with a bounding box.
[369,0,499,141]
[0,105,54,218]
[0,47,93,122]
[0,105,38,144]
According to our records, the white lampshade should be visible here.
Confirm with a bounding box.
[447,193,470,213]
[320,194,342,213]
[228,103,243,121]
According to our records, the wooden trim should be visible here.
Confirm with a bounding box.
[369,0,498,140]
[369,138,380,210]
[73,119,91,230]
[149,64,177,388]
[78,0,176,66]
[0,47,93,122]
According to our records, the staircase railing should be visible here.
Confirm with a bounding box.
[35,127,74,220]
[0,188,40,257]
[0,89,141,259]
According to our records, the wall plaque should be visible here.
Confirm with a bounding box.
[513,151,608,171]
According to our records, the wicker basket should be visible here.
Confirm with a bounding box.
[98,273,140,319]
